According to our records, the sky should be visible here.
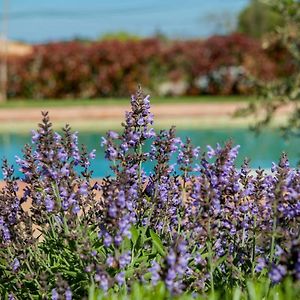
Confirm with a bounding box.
[2,0,249,43]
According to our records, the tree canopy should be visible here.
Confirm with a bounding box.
[237,0,283,39]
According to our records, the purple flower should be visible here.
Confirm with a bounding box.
[144,127,156,139]
[89,149,96,160]
[51,289,59,300]
[57,148,68,161]
[106,256,115,267]
[167,250,177,265]
[106,146,118,160]
[100,275,109,291]
[15,156,30,170]
[31,129,40,143]
[2,163,14,180]
[117,190,126,208]
[269,265,287,283]
[7,90,300,295]
[192,147,200,158]
[78,182,88,197]
[143,94,150,106]
[255,257,266,273]
[0,223,11,242]
[45,195,54,212]
[108,131,119,139]
[61,164,70,177]
[115,271,125,286]
[149,261,161,285]
[72,203,80,214]
[119,251,131,268]
[65,287,72,300]
[144,179,155,198]
[101,137,107,146]
[104,233,113,247]
[95,273,109,291]
[275,245,284,257]
[60,187,68,198]
[229,145,240,160]
[120,142,129,152]
[11,258,20,272]
[137,117,144,126]
[54,132,61,142]
[165,268,177,290]
[207,145,216,159]
[194,254,205,265]
[108,205,117,218]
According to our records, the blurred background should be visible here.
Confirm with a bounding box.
[0,0,299,177]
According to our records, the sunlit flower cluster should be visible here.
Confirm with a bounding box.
[0,90,299,299]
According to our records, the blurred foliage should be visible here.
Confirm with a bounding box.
[100,31,141,42]
[237,0,284,39]
[236,0,300,138]
[90,279,300,300]
[7,34,286,99]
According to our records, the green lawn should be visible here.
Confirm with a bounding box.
[0,95,255,108]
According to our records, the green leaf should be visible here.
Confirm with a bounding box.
[134,254,151,264]
[89,281,96,300]
[233,286,242,300]
[121,236,132,252]
[247,281,257,300]
[130,225,139,247]
[149,230,165,256]
[215,254,228,268]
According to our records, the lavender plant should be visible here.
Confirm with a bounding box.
[0,89,299,299]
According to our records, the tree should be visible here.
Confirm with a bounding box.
[237,0,283,39]
[99,31,141,42]
[237,0,300,138]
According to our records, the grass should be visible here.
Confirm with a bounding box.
[0,95,254,108]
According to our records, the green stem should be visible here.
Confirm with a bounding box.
[270,214,277,263]
[266,192,278,298]
[251,216,256,279]
[241,227,245,248]
[138,142,143,188]
[207,218,215,296]
[208,241,215,297]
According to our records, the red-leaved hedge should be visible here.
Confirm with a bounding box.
[7,34,286,99]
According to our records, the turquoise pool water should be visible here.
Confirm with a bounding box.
[0,128,298,179]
